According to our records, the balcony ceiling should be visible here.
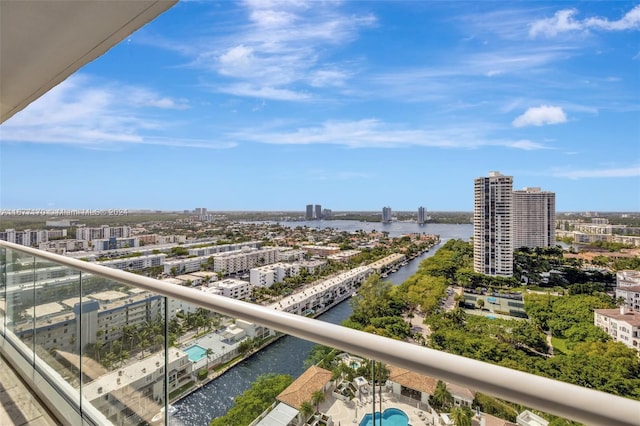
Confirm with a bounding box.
[0,0,177,124]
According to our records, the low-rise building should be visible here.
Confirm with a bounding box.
[276,248,306,262]
[163,255,209,275]
[212,247,279,275]
[187,241,261,257]
[250,263,300,288]
[327,249,361,262]
[387,365,474,408]
[38,239,89,253]
[92,237,140,251]
[615,285,640,313]
[594,307,640,351]
[216,278,251,300]
[98,253,167,272]
[83,349,192,425]
[268,266,372,316]
[301,245,341,257]
[617,270,640,287]
[13,289,164,353]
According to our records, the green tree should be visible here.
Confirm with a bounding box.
[210,374,293,426]
[311,389,325,412]
[451,406,473,426]
[430,380,453,411]
[299,401,315,425]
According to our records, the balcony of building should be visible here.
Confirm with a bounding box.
[0,240,639,426]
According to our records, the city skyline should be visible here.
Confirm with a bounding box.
[1,1,639,211]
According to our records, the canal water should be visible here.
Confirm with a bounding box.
[172,223,472,425]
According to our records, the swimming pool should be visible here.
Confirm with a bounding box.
[359,408,409,426]
[184,345,208,362]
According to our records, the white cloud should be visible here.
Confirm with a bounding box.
[530,5,640,38]
[228,119,548,150]
[512,105,567,127]
[508,140,547,150]
[191,1,376,100]
[553,166,640,179]
[218,83,310,101]
[585,5,640,31]
[529,9,582,38]
[0,74,231,149]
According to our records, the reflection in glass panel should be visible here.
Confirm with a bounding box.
[0,247,5,335]
[80,275,166,425]
[4,248,36,354]
[32,258,81,388]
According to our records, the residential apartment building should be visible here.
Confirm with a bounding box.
[212,247,278,275]
[618,270,640,287]
[276,248,306,262]
[38,239,89,254]
[13,289,163,353]
[300,245,341,257]
[97,254,167,272]
[215,278,252,300]
[1,228,66,247]
[615,286,640,313]
[92,237,140,251]
[163,255,210,275]
[315,204,322,220]
[84,349,192,425]
[594,307,640,351]
[327,249,361,262]
[76,225,131,241]
[187,241,261,257]
[473,171,514,276]
[306,204,314,220]
[382,206,392,223]
[250,263,300,288]
[418,206,427,225]
[513,187,556,249]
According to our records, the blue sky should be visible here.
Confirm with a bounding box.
[1,1,639,212]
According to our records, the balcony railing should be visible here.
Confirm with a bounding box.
[1,240,638,425]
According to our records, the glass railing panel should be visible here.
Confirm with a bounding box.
[79,274,167,425]
[30,256,83,423]
[32,257,81,382]
[0,247,5,335]
[4,247,36,357]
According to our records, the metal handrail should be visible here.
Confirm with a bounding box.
[1,240,638,425]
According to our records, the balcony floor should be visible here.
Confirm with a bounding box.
[0,354,58,425]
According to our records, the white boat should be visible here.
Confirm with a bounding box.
[151,405,178,423]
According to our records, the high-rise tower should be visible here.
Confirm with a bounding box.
[314,204,322,220]
[473,171,513,276]
[305,204,314,220]
[417,206,427,224]
[382,206,392,223]
[513,187,556,249]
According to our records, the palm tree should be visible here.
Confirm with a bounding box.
[430,380,453,411]
[206,348,213,371]
[299,401,314,425]
[450,406,473,426]
[311,389,325,412]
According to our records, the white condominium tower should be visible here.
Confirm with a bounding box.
[382,206,392,223]
[513,187,556,249]
[474,171,513,276]
[418,206,427,224]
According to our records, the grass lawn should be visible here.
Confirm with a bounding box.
[551,336,570,355]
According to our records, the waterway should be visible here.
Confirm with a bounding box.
[172,222,472,425]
